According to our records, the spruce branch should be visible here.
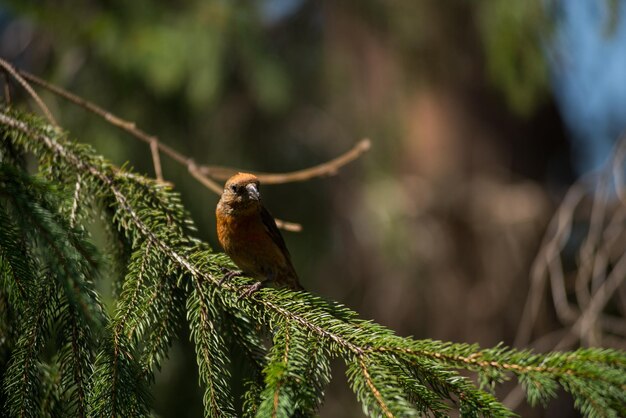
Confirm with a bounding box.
[0,165,105,330]
[2,277,56,418]
[0,163,105,417]
[1,107,625,417]
[38,360,66,417]
[140,268,185,380]
[88,332,152,417]
[0,203,35,306]
[187,268,236,417]
[256,321,331,418]
[54,289,98,417]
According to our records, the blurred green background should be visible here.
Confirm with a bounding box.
[3,1,626,416]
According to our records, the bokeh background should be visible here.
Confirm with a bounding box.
[2,1,626,416]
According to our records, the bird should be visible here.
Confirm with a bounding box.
[216,172,303,295]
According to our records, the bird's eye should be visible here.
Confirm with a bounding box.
[230,184,238,193]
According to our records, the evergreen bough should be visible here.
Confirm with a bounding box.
[0,106,625,417]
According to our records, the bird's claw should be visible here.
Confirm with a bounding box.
[218,268,243,285]
[237,281,264,300]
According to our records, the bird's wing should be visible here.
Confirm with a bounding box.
[260,205,292,261]
[260,205,303,290]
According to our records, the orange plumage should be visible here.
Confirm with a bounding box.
[216,173,303,291]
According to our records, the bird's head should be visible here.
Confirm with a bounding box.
[219,173,261,213]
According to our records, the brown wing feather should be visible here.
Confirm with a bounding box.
[259,205,302,288]
[260,205,292,262]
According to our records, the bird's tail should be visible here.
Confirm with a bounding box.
[277,269,305,291]
[291,279,305,291]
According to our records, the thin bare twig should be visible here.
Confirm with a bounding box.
[186,160,223,194]
[575,174,609,308]
[15,67,370,232]
[17,69,191,166]
[17,69,297,228]
[199,139,372,184]
[557,250,626,349]
[514,180,587,347]
[69,173,82,228]
[0,58,58,127]
[149,140,163,181]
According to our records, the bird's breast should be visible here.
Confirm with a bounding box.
[216,208,286,273]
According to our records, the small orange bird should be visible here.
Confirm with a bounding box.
[216,173,303,294]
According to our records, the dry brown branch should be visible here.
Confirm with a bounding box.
[514,180,587,347]
[0,58,57,127]
[575,176,609,308]
[199,138,372,184]
[17,69,196,168]
[12,68,288,225]
[564,234,626,347]
[517,141,626,346]
[508,133,626,411]
[13,67,369,232]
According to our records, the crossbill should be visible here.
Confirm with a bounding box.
[216,173,304,293]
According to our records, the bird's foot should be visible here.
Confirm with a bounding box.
[218,268,243,285]
[237,281,264,300]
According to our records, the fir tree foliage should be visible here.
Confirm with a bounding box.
[0,106,625,417]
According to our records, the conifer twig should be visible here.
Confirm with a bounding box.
[69,173,81,228]
[357,355,393,418]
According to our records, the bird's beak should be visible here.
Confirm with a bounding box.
[246,183,260,200]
